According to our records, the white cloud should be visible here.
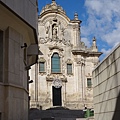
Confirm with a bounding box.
[101,48,111,56]
[81,37,91,47]
[83,0,120,49]
[85,1,102,15]
[101,41,119,57]
[85,0,120,21]
[103,30,120,46]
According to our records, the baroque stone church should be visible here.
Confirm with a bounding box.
[29,0,102,110]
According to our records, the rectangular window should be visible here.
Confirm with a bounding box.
[39,62,45,72]
[52,59,60,73]
[67,64,72,74]
[51,53,60,73]
[0,30,3,82]
[87,78,92,88]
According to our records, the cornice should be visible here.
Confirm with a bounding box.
[72,50,102,57]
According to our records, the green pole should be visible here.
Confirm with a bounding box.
[86,109,90,118]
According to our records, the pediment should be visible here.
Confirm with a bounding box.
[49,46,63,51]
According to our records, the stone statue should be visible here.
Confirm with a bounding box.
[52,24,57,39]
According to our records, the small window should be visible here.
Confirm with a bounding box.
[51,53,60,73]
[67,64,72,74]
[39,62,45,72]
[87,78,92,88]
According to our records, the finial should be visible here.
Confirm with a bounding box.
[93,36,96,41]
[74,12,78,20]
[92,36,98,52]
[92,37,96,46]
[51,0,57,9]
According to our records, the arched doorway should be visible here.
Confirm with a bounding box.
[52,86,62,106]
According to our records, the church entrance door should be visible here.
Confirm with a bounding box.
[52,86,62,106]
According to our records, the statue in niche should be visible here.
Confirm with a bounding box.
[52,24,58,40]
[46,26,50,34]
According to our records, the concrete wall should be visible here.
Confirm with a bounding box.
[0,30,3,82]
[0,0,38,29]
[0,27,29,120]
[93,44,120,120]
[0,0,38,120]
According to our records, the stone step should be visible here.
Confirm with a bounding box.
[29,108,85,120]
[34,118,86,120]
[39,110,84,118]
[34,118,77,120]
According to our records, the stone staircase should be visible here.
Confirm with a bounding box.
[29,107,85,120]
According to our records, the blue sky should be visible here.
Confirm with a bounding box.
[38,0,120,60]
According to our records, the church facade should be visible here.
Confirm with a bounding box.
[29,0,102,110]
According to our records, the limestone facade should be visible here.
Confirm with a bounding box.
[93,44,120,120]
[0,0,38,120]
[29,1,102,110]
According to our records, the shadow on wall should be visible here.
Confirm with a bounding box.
[112,91,120,120]
[29,108,40,120]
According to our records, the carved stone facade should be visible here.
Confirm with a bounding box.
[29,0,102,110]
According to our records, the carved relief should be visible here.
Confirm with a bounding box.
[74,58,81,65]
[40,1,66,16]
[46,74,67,82]
[39,37,72,47]
[39,72,47,76]
[86,73,92,78]
[74,57,85,65]
[66,59,73,64]
[53,79,62,88]
[38,57,46,62]
[39,17,72,47]
[61,55,65,73]
[41,15,68,27]
[48,46,64,57]
[39,37,49,44]
[73,24,80,31]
